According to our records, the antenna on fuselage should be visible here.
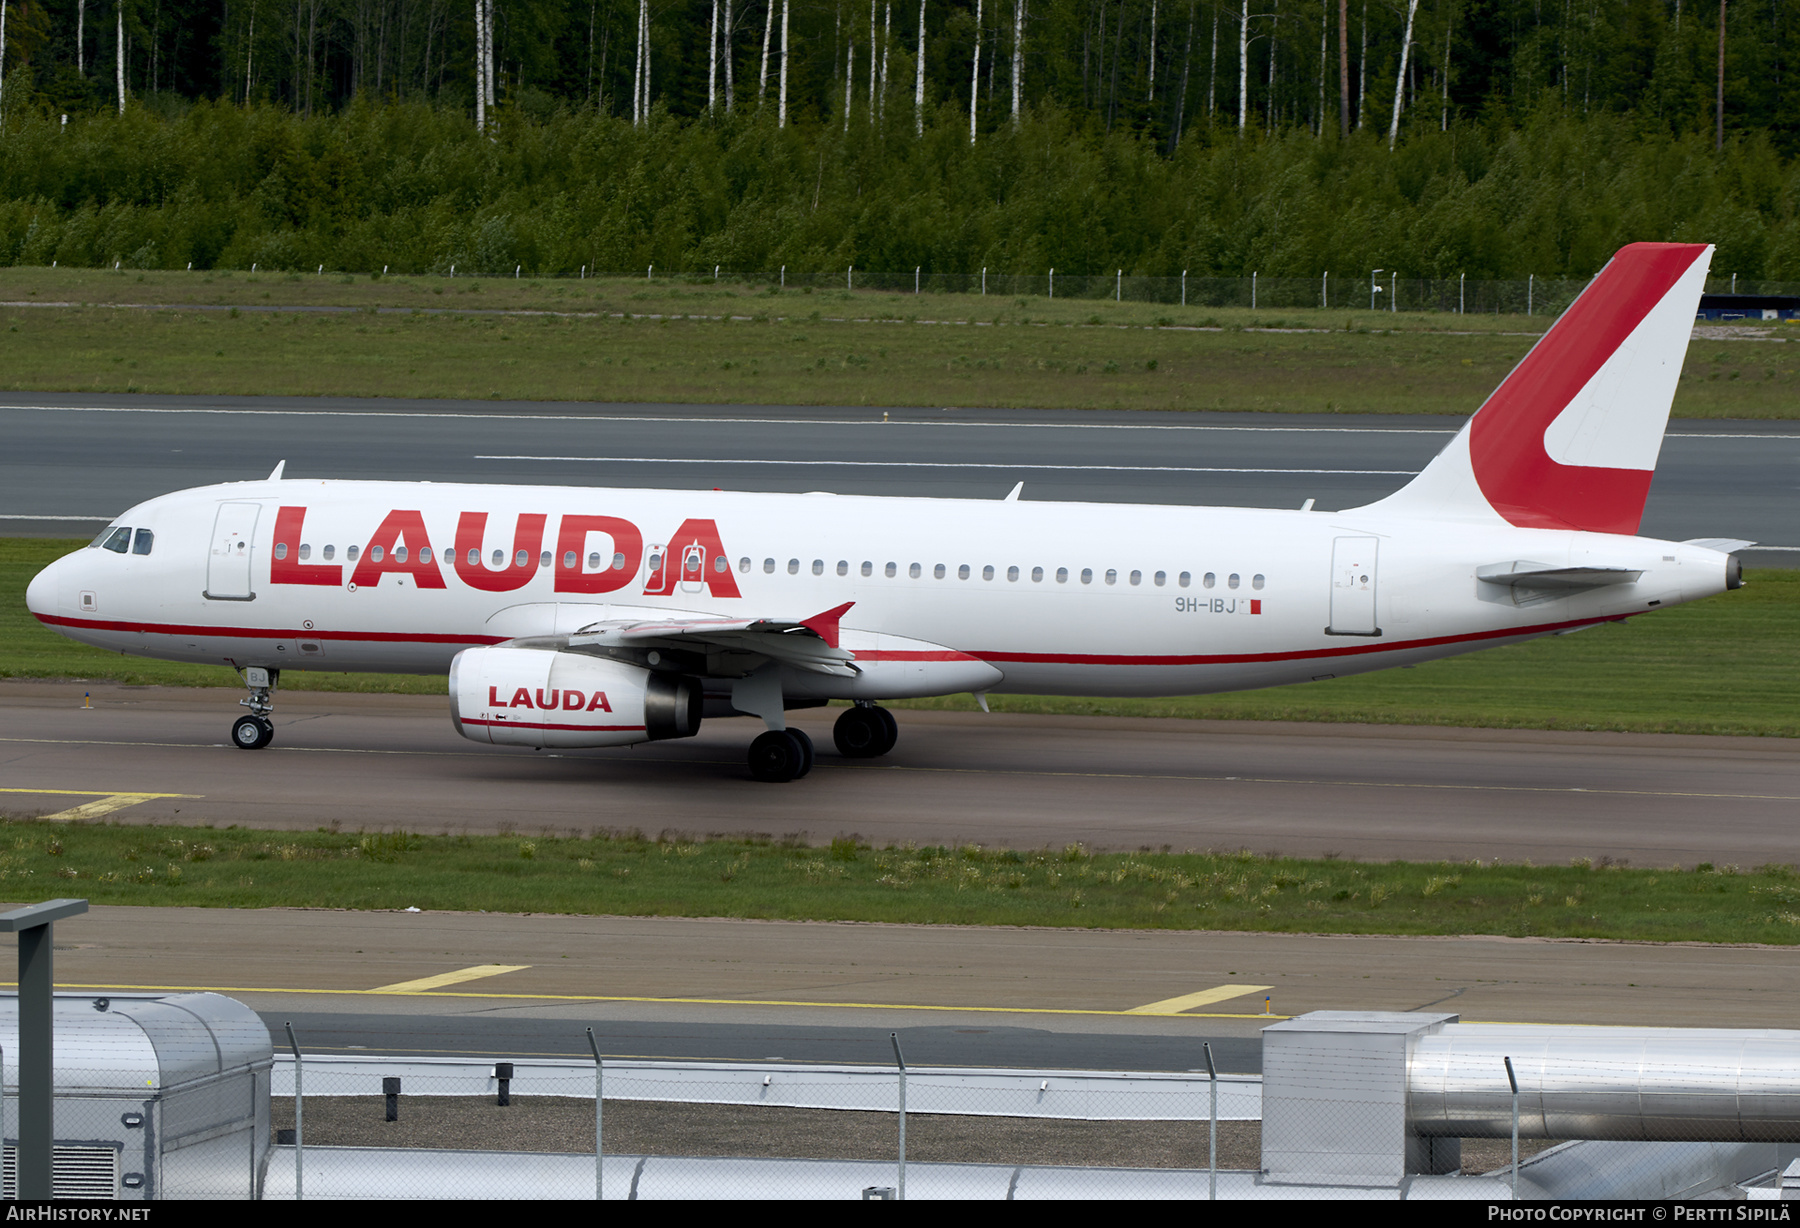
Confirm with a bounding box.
[1003,481,1024,502]
[268,460,287,481]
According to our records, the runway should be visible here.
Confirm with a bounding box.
[3,681,1796,865]
[0,394,1794,564]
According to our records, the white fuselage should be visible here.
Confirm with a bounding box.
[26,478,1735,700]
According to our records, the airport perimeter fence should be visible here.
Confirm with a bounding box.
[595,266,1601,316]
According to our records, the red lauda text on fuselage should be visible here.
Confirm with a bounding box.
[269,507,742,599]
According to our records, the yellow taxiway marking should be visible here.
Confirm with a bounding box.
[366,965,532,994]
[0,787,199,822]
[1126,984,1275,1015]
[17,981,1286,1020]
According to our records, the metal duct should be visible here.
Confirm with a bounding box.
[1408,1024,1800,1142]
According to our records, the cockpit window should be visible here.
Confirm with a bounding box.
[132,529,155,556]
[99,527,132,553]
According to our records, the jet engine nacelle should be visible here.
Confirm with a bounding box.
[449,646,702,748]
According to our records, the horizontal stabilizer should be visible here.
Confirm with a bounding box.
[1476,561,1643,590]
[1682,537,1756,553]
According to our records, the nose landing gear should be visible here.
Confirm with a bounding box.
[233,666,277,750]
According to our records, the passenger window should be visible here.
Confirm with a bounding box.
[613,552,626,570]
[394,546,408,563]
[957,564,970,580]
[1056,568,1068,584]
[1129,570,1141,586]
[101,527,132,553]
[861,561,873,577]
[132,529,155,556]
[564,551,577,569]
[715,555,728,573]
[323,545,336,561]
[419,547,432,564]
[1203,572,1216,589]
[371,546,386,562]
[1081,569,1093,585]
[812,559,824,576]
[1104,569,1116,585]
[346,545,361,562]
[1032,567,1044,582]
[590,552,603,569]
[650,552,664,572]
[1007,566,1019,581]
[1253,574,1265,590]
[1228,573,1240,589]
[299,544,312,561]
[982,565,995,581]
[1179,572,1192,588]
[909,563,922,578]
[934,564,946,579]
[836,560,849,576]
[490,548,505,567]
[539,551,551,568]
[788,559,799,575]
[274,543,289,561]
[1154,570,1165,586]
[886,562,898,578]
[764,558,775,574]
[514,550,529,568]
[739,557,751,573]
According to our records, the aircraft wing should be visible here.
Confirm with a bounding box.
[564,601,860,677]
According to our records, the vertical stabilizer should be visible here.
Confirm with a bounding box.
[1354,243,1713,534]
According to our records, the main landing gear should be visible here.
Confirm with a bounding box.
[745,704,898,782]
[832,703,898,758]
[232,666,277,750]
[748,729,814,783]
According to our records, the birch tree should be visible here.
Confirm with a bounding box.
[1386,0,1418,149]
[117,0,126,114]
[915,0,925,135]
[709,0,718,113]
[969,0,981,142]
[778,0,789,127]
[1011,0,1023,126]
[757,0,771,106]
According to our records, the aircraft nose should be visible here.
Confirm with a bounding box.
[25,552,72,622]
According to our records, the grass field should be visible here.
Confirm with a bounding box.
[1,816,1794,942]
[2,266,1794,416]
[6,538,1796,736]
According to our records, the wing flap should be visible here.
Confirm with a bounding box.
[567,603,861,678]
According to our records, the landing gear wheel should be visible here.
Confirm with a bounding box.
[748,729,803,782]
[834,706,893,758]
[232,715,274,750]
[788,729,814,778]
[872,706,898,756]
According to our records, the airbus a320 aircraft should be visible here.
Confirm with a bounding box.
[27,242,1748,782]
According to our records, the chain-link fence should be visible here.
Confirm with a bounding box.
[588,265,1604,315]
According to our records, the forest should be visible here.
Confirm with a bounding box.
[2,0,1799,278]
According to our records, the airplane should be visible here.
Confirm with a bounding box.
[25,242,1749,782]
